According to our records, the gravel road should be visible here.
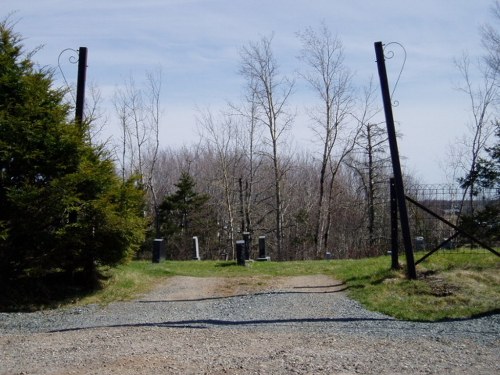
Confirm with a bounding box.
[0,275,498,374]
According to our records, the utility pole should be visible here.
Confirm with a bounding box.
[374,41,416,279]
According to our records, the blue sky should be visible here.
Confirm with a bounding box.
[1,0,496,184]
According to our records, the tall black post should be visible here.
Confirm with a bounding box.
[390,178,399,270]
[75,47,88,126]
[374,42,416,279]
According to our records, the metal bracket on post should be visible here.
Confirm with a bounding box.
[374,41,416,279]
[57,46,88,127]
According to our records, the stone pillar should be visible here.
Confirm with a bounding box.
[192,236,200,260]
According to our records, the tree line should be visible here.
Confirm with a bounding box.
[118,15,497,261]
[113,24,395,261]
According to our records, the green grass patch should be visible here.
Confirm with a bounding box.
[331,251,500,321]
[4,251,499,320]
[79,252,499,321]
[79,262,174,305]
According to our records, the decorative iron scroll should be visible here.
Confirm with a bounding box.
[382,42,407,107]
[57,48,79,102]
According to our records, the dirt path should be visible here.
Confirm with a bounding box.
[1,275,498,375]
[142,275,346,301]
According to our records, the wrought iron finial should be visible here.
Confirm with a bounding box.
[382,42,407,107]
[57,48,79,103]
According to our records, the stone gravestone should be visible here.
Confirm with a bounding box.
[152,238,166,263]
[415,236,425,251]
[192,236,201,260]
[257,235,270,261]
[236,240,246,266]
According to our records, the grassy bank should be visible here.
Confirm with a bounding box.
[79,251,499,321]
[330,251,500,321]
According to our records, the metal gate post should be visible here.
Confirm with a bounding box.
[390,178,400,270]
[375,42,416,279]
[75,47,87,126]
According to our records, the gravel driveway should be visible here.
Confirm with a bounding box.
[0,275,498,374]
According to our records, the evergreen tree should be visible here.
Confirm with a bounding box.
[460,122,499,192]
[0,19,146,287]
[159,172,214,259]
[459,123,499,247]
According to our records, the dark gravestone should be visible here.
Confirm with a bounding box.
[236,240,246,266]
[152,238,166,263]
[257,235,270,261]
[415,236,426,251]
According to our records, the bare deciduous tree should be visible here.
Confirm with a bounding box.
[481,1,500,76]
[113,68,163,232]
[83,82,109,146]
[347,79,390,251]
[297,24,356,256]
[144,68,163,234]
[228,79,269,252]
[197,108,241,259]
[239,35,294,260]
[454,53,497,214]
